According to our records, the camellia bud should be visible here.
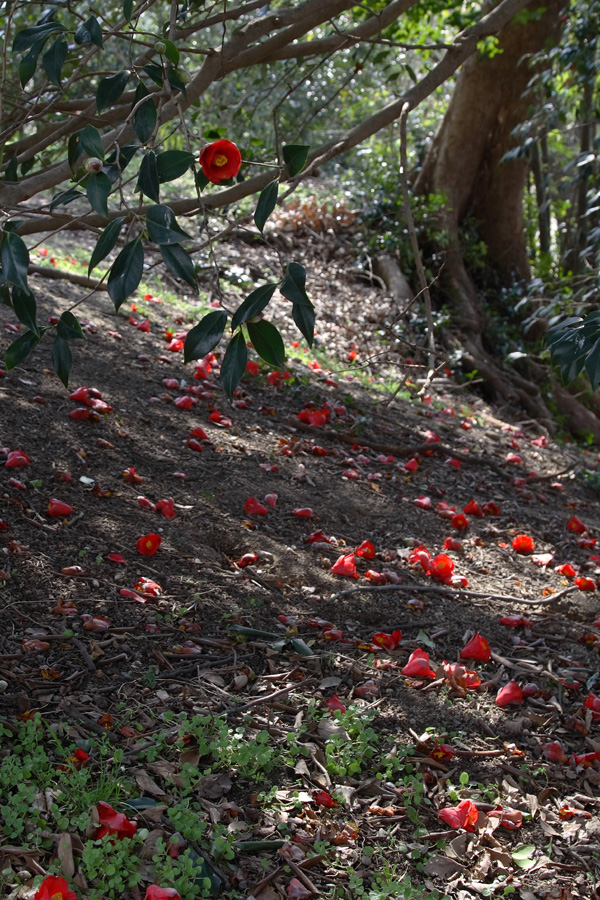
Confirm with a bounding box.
[174,68,191,84]
[86,157,103,174]
[154,41,166,54]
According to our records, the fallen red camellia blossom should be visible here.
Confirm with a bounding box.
[354,679,379,699]
[157,498,176,519]
[512,534,535,553]
[144,888,181,900]
[364,569,388,584]
[122,466,143,483]
[138,495,157,511]
[575,576,596,591]
[305,529,330,544]
[489,806,523,830]
[185,438,204,452]
[136,532,161,556]
[402,648,437,679]
[428,553,454,583]
[463,499,483,516]
[556,563,576,577]
[5,449,29,467]
[584,691,600,713]
[244,497,269,516]
[47,499,73,517]
[199,139,242,184]
[325,694,347,713]
[372,630,402,651]
[443,661,482,691]
[496,681,523,706]
[356,539,376,559]
[331,552,358,578]
[542,741,568,764]
[33,875,79,900]
[481,501,500,515]
[135,577,163,597]
[238,552,258,567]
[451,513,469,530]
[81,615,111,632]
[312,789,337,807]
[499,615,532,627]
[287,878,311,899]
[570,751,599,768]
[413,495,432,509]
[95,801,137,840]
[439,799,479,831]
[460,633,491,662]
[292,507,314,517]
[567,515,587,534]
[264,493,278,508]
[107,553,127,565]
[443,536,463,552]
[408,545,431,571]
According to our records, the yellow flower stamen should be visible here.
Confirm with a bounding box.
[213,153,228,167]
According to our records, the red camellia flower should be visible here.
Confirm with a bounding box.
[542,740,568,764]
[499,615,532,627]
[451,513,469,530]
[481,501,500,515]
[356,539,376,559]
[428,553,454,583]
[138,496,157,512]
[47,498,74,517]
[567,515,586,534]
[292,507,313,517]
[305,529,330,544]
[413,496,432,509]
[372,630,402,651]
[443,661,481,691]
[570,751,599,768]
[136,532,161,556]
[402,648,437,679]
[556,563,576,577]
[365,569,388,584]
[5,449,29,467]
[460,633,491,662]
[443,536,463,552]
[463,499,483,517]
[403,457,419,472]
[331,552,358,579]
[199,139,242,184]
[95,801,137,840]
[575,576,596,591]
[312,789,337,807]
[144,888,181,900]
[157,498,176,519]
[496,681,523,707]
[584,691,600,713]
[439,799,479,832]
[325,694,347,713]
[238,552,258,567]
[33,875,79,900]
[512,534,534,553]
[244,497,269,516]
[489,806,523,830]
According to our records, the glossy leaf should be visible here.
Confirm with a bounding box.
[67,134,80,172]
[86,172,111,218]
[254,180,278,232]
[57,311,85,340]
[280,262,309,305]
[160,243,197,291]
[96,70,131,113]
[19,36,49,88]
[12,287,38,335]
[184,310,227,363]
[75,15,103,47]
[107,239,143,311]
[221,331,247,401]
[1,232,30,290]
[4,329,41,370]
[292,300,315,348]
[13,22,65,53]
[163,40,180,65]
[137,150,160,202]
[247,320,285,368]
[42,36,68,87]
[50,189,84,211]
[88,218,125,275]
[584,335,600,389]
[146,205,190,245]
[156,150,195,183]
[282,144,310,177]
[52,336,72,387]
[132,84,156,144]
[79,124,104,160]
[231,283,277,331]
[103,144,138,181]
[123,0,133,20]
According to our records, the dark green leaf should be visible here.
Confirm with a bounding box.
[4,155,18,183]
[1,232,30,291]
[195,170,210,191]
[146,205,190,245]
[79,124,104,160]
[137,150,160,202]
[74,15,103,47]
[68,134,80,172]
[50,189,84,210]
[231,283,277,331]
[43,36,68,87]
[0,284,12,307]
[104,144,138,182]
[247,320,285,368]
[166,68,187,94]
[288,638,314,656]
[96,70,130,113]
[221,331,247,401]
[13,22,65,53]
[184,310,227,363]
[156,150,195,183]
[163,40,179,65]
[57,311,85,340]
[107,239,143,311]
[20,158,35,177]
[4,329,41,370]
[86,172,111,218]
[292,300,315,348]
[88,217,125,274]
[584,336,600,389]
[51,336,72,387]
[254,180,278,233]
[133,84,156,144]
[186,848,221,897]
[282,144,309,177]
[123,797,158,810]
[160,243,197,292]
[123,0,133,20]
[233,840,286,852]
[19,36,49,88]
[142,63,163,88]
[12,287,38,335]
[3,221,23,234]
[280,262,309,305]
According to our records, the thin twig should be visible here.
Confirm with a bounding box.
[325,583,579,607]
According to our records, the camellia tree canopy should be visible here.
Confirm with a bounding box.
[0,0,593,415]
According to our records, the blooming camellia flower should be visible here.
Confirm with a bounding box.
[556,563,576,577]
[356,540,376,559]
[372,630,402,651]
[460,633,491,662]
[512,534,535,553]
[463,499,483,516]
[439,799,479,831]
[575,576,596,591]
[428,553,454,583]
[136,532,161,556]
[199,139,242,184]
[567,515,586,534]
[402,648,437,679]
[33,875,79,900]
